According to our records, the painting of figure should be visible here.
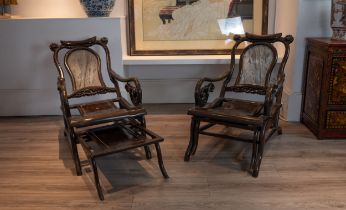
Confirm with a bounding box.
[128,0,265,55]
[142,0,255,41]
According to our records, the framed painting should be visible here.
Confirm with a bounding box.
[127,0,269,55]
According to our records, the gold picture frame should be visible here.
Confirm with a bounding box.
[128,0,269,55]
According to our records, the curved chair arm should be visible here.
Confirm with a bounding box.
[109,70,142,106]
[57,78,73,120]
[195,74,228,107]
[264,83,283,116]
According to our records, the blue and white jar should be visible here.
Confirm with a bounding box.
[331,0,346,40]
[81,0,116,17]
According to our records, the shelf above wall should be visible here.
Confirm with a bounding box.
[123,54,284,65]
[122,54,235,65]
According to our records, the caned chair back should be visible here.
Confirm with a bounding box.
[237,44,277,87]
[221,33,293,96]
[65,48,104,91]
[50,37,121,99]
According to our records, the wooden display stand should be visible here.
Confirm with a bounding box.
[302,38,346,139]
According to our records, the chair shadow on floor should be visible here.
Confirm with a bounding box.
[91,150,159,193]
[200,126,275,174]
[58,128,76,175]
[58,128,162,195]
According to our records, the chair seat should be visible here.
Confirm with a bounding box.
[188,99,266,126]
[70,100,146,127]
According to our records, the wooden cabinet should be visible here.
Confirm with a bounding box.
[302,38,346,139]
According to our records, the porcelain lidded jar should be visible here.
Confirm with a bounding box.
[331,0,346,40]
[81,0,116,17]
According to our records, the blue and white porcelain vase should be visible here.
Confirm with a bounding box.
[331,0,346,40]
[81,0,116,17]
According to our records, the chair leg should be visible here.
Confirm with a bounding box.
[191,119,200,155]
[144,145,152,160]
[273,111,282,135]
[154,143,169,178]
[184,141,194,162]
[63,117,68,137]
[90,157,104,200]
[140,117,152,159]
[69,133,82,176]
[250,130,259,172]
[184,117,198,161]
[277,126,283,135]
[251,121,269,178]
[252,137,264,178]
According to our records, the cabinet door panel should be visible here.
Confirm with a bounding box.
[328,55,346,105]
[304,53,324,122]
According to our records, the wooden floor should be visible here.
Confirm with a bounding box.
[1,114,346,210]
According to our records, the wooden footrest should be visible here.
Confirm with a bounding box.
[78,123,168,200]
[80,123,163,158]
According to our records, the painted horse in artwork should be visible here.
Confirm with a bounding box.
[159,0,199,24]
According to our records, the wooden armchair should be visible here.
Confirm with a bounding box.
[49,37,152,176]
[184,33,294,177]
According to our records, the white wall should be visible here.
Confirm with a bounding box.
[275,0,332,121]
[125,64,229,103]
[2,0,234,114]
[0,0,334,121]
[0,18,123,115]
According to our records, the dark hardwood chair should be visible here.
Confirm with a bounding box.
[184,33,294,177]
[49,37,168,198]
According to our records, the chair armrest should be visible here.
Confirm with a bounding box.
[109,70,142,106]
[195,74,228,107]
[57,78,73,120]
[264,83,283,116]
